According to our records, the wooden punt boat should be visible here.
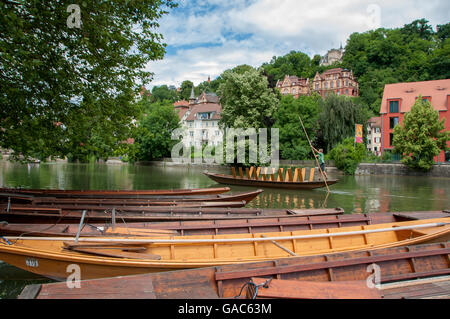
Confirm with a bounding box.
[1,211,447,237]
[204,170,338,190]
[0,189,263,205]
[0,218,448,281]
[0,205,345,224]
[0,186,231,198]
[18,242,450,299]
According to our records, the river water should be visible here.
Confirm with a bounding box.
[0,161,449,298]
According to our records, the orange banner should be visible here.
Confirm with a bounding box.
[355,124,363,143]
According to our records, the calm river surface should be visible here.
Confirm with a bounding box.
[0,161,449,298]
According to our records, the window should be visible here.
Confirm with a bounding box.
[389,133,394,146]
[375,137,380,143]
[330,81,334,88]
[292,88,296,94]
[389,100,399,113]
[375,128,380,133]
[389,117,399,129]
[215,130,220,136]
[422,96,431,103]
[315,83,319,90]
[189,131,194,137]
[345,89,349,95]
[205,122,208,127]
[324,82,328,89]
[189,122,192,128]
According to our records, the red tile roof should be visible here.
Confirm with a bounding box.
[367,116,381,128]
[185,103,221,121]
[174,100,189,107]
[380,79,450,114]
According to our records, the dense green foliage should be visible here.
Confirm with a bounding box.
[318,95,369,152]
[261,51,327,88]
[329,137,367,175]
[273,95,321,160]
[343,19,450,113]
[131,100,180,161]
[217,67,279,129]
[0,0,175,161]
[393,97,449,171]
[149,85,178,102]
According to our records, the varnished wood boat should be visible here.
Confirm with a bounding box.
[18,242,450,299]
[0,205,345,223]
[204,171,338,190]
[0,189,263,206]
[0,186,231,198]
[0,218,448,281]
[1,211,447,237]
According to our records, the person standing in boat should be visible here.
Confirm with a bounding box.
[312,147,328,180]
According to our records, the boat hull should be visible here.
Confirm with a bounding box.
[0,218,448,281]
[0,187,231,198]
[204,172,338,189]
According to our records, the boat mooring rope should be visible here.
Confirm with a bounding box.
[235,278,273,299]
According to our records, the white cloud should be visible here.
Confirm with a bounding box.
[146,0,449,90]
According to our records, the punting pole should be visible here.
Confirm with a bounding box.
[6,222,449,243]
[298,115,329,193]
[74,210,87,244]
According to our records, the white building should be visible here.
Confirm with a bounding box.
[367,117,381,156]
[174,88,224,148]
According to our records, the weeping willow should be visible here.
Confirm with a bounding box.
[319,95,369,152]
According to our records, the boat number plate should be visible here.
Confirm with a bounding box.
[25,258,39,268]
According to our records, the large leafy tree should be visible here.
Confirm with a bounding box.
[132,100,180,161]
[318,94,369,152]
[393,97,449,171]
[273,94,321,160]
[217,67,279,130]
[0,0,175,161]
[150,85,178,102]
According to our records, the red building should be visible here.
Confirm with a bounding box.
[312,68,359,98]
[380,79,450,163]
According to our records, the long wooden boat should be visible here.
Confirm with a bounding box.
[18,242,450,299]
[0,190,263,206]
[1,211,447,237]
[0,205,345,223]
[0,218,448,281]
[0,186,231,198]
[204,172,338,190]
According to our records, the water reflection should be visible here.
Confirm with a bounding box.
[0,161,449,298]
[0,161,449,214]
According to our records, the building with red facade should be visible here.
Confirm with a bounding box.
[379,79,450,163]
[312,68,359,98]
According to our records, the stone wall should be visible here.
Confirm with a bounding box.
[355,163,450,177]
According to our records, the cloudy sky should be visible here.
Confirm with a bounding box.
[145,0,449,89]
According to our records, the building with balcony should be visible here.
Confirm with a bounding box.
[175,87,223,148]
